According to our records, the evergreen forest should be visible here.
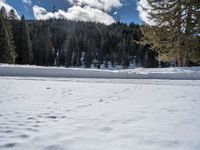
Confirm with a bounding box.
[0,0,199,68]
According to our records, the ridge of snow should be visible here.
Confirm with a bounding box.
[0,64,200,80]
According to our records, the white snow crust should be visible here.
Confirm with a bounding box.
[1,64,200,79]
[0,77,200,150]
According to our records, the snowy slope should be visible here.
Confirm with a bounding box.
[0,64,200,79]
[0,77,200,150]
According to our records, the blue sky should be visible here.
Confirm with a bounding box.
[4,0,142,24]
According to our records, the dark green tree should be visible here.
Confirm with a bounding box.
[15,15,33,64]
[0,14,15,63]
[0,7,7,18]
[8,9,18,20]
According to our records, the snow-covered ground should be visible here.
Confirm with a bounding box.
[1,64,200,79]
[0,77,200,150]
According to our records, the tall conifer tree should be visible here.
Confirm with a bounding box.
[0,14,15,63]
[15,15,33,64]
[141,0,200,66]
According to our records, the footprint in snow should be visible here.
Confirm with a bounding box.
[27,117,36,120]
[25,127,38,132]
[100,127,113,133]
[15,134,29,139]
[46,116,57,119]
[44,145,64,150]
[1,129,14,134]
[192,99,199,102]
[99,99,104,102]
[1,142,17,148]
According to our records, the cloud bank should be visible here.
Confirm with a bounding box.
[0,0,20,19]
[33,0,123,25]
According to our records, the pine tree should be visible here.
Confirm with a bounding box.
[32,26,53,66]
[44,27,53,66]
[0,14,15,63]
[141,0,200,66]
[52,4,56,13]
[0,7,7,18]
[8,9,18,20]
[63,37,74,67]
[15,15,33,64]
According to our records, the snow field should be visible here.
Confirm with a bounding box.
[0,78,200,150]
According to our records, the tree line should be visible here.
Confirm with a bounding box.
[0,0,199,68]
[0,6,160,68]
[28,19,158,68]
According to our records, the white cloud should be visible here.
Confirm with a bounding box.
[68,0,122,11]
[33,0,123,25]
[137,0,155,25]
[33,5,115,25]
[0,0,20,19]
[22,0,32,5]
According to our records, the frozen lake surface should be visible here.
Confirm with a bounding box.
[0,77,200,150]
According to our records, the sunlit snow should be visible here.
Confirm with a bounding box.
[0,76,200,150]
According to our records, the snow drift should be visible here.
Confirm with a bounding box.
[0,64,200,80]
